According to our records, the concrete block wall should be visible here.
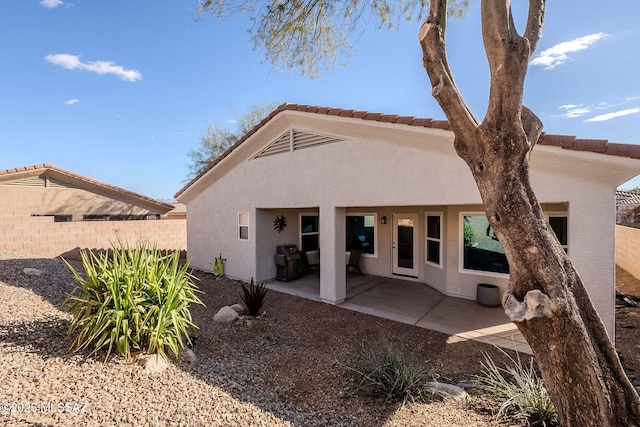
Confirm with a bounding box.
[617,224,640,281]
[0,212,186,259]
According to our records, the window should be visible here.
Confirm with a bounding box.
[346,214,376,255]
[300,214,319,251]
[238,212,249,240]
[462,214,509,274]
[426,214,442,267]
[461,213,568,275]
[549,215,568,253]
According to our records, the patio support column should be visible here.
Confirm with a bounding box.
[319,205,346,304]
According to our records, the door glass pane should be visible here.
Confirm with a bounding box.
[397,220,414,269]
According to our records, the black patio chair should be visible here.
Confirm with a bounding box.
[346,250,363,275]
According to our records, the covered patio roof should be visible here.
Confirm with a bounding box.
[267,274,531,354]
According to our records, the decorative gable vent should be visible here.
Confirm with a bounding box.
[0,175,82,189]
[252,129,344,159]
[1,176,44,187]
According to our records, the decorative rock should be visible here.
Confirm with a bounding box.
[181,348,197,363]
[136,354,168,374]
[23,268,43,276]
[425,381,469,401]
[230,303,245,313]
[214,306,239,323]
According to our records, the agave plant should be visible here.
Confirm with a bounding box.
[63,240,204,361]
[240,278,268,316]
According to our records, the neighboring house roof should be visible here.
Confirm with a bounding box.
[617,190,640,207]
[175,103,640,199]
[0,163,174,212]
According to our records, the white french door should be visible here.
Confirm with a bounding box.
[392,213,419,277]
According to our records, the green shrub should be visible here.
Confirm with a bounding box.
[463,222,476,247]
[475,350,558,426]
[63,241,204,361]
[349,337,433,404]
[240,278,268,316]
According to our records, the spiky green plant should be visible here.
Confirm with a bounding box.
[476,349,558,426]
[240,278,268,316]
[63,241,204,361]
[349,336,433,404]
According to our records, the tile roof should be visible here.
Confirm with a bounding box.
[617,190,640,206]
[0,163,174,210]
[175,103,640,198]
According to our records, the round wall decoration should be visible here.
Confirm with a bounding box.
[273,215,287,233]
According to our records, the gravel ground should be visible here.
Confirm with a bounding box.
[4,249,637,426]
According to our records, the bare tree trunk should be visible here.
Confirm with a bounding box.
[419,0,640,425]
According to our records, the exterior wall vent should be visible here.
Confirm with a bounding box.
[252,129,345,159]
[0,175,83,189]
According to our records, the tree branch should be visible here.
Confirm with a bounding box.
[419,0,477,142]
[524,0,545,54]
[521,105,543,156]
[480,0,531,139]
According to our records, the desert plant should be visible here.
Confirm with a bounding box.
[63,241,204,361]
[240,278,268,316]
[349,336,434,404]
[475,349,558,426]
[463,222,476,247]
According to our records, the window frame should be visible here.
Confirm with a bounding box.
[345,212,378,257]
[459,211,569,278]
[299,212,319,252]
[238,212,249,241]
[425,212,443,268]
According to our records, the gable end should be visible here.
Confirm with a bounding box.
[252,129,345,159]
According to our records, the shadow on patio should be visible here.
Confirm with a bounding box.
[267,273,531,354]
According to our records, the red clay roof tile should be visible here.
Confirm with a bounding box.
[1,163,173,210]
[175,102,640,198]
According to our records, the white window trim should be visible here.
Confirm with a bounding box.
[298,212,319,251]
[238,212,249,241]
[425,212,443,268]
[346,212,378,257]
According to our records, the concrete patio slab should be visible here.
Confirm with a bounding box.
[267,274,531,354]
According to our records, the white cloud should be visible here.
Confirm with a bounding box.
[531,33,606,69]
[563,108,591,118]
[45,53,142,82]
[65,98,79,105]
[585,108,640,122]
[558,103,592,118]
[558,97,639,119]
[40,0,64,8]
[559,104,581,110]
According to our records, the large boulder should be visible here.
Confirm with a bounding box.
[425,381,469,401]
[137,354,168,374]
[214,306,240,323]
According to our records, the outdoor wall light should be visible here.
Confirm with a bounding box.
[380,216,387,225]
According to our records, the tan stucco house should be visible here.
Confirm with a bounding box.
[1,163,173,221]
[175,103,640,336]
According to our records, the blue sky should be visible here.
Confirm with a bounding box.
[1,0,639,200]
